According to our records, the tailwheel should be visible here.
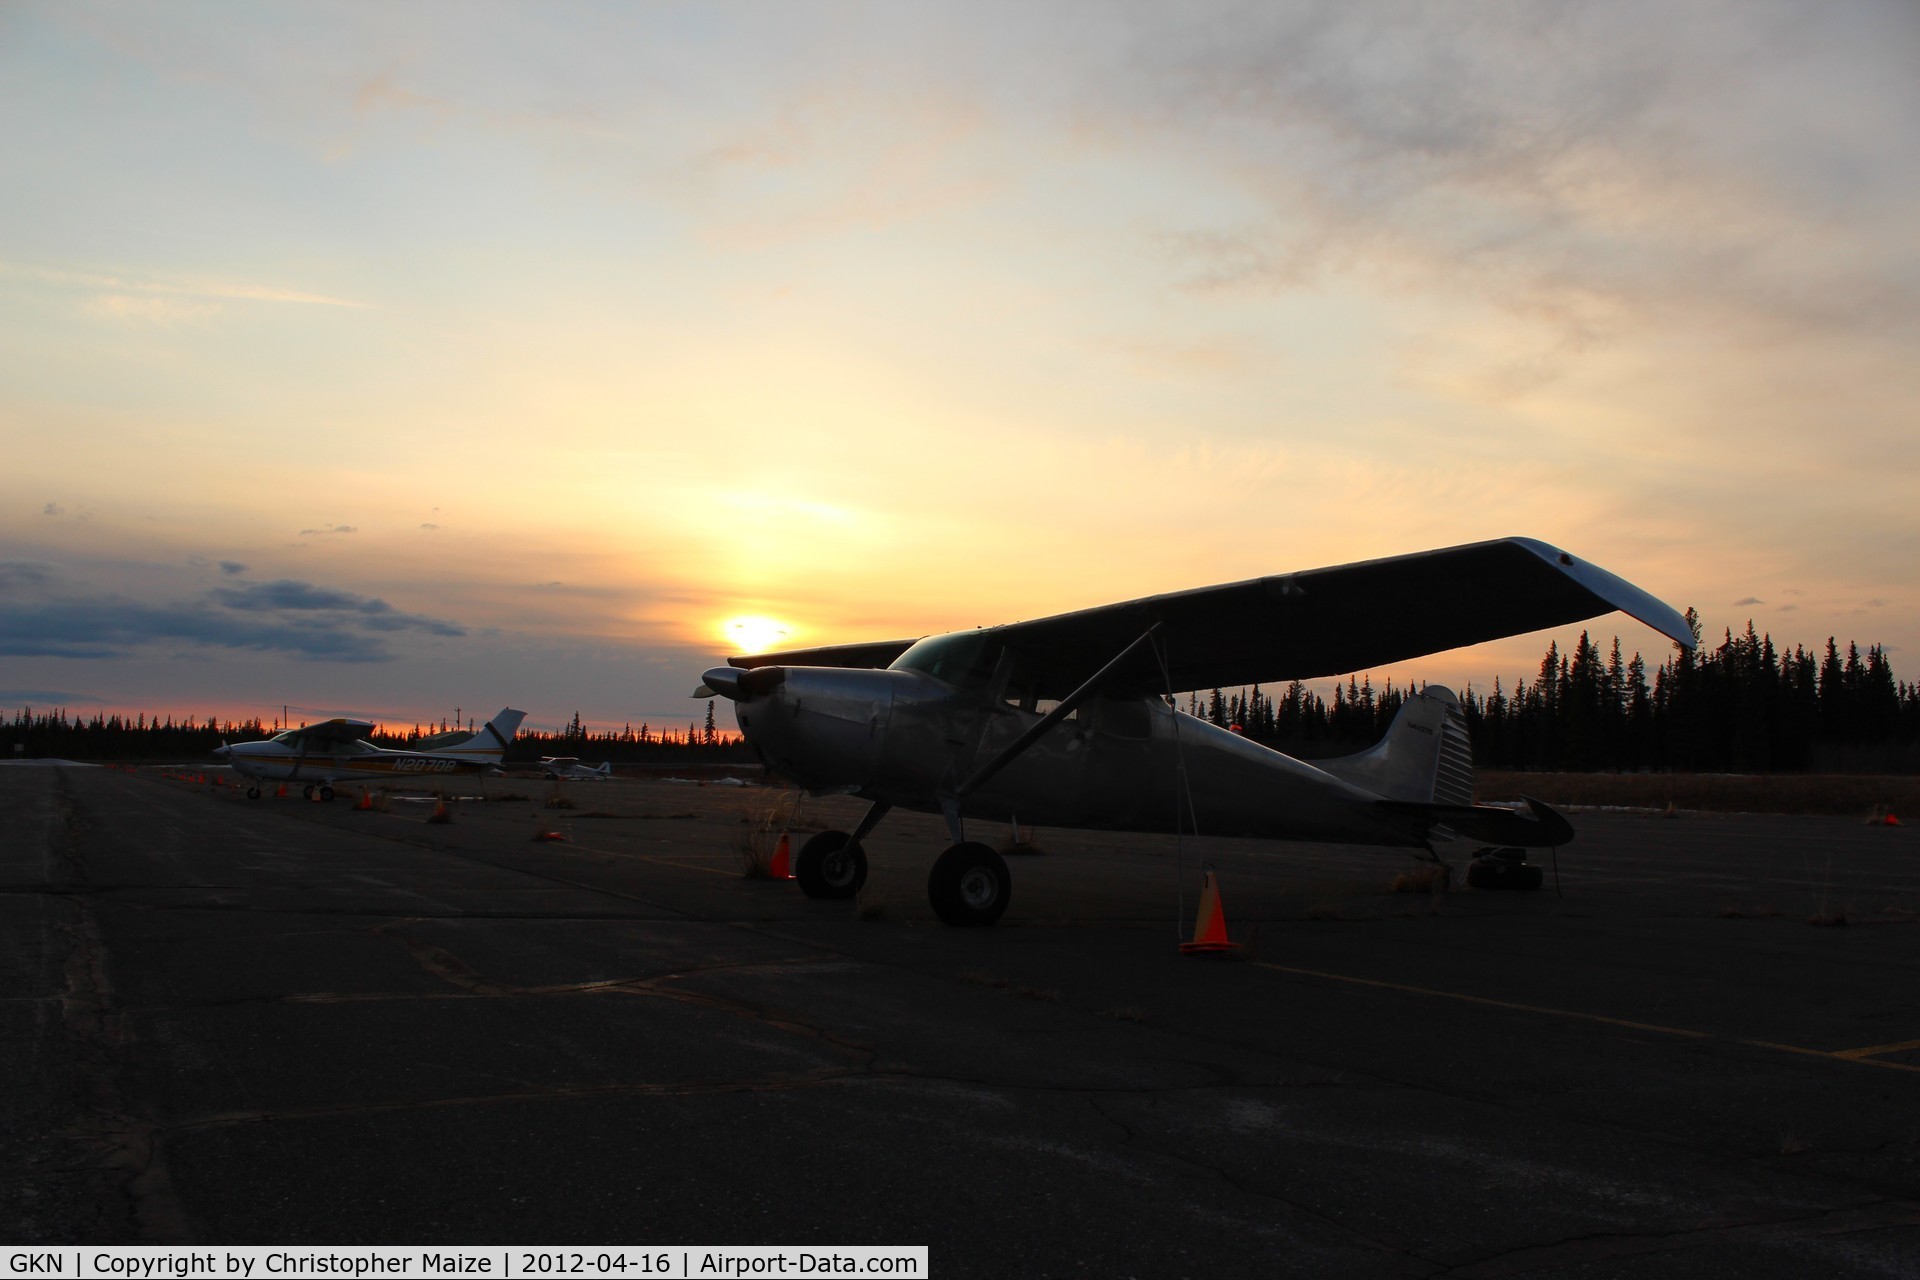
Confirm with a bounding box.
[319,785,335,802]
[795,830,867,899]
[1466,847,1544,891]
[928,841,1011,927]
[246,786,261,800]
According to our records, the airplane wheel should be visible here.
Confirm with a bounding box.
[928,841,1011,927]
[246,786,261,800]
[302,785,315,801]
[319,785,335,802]
[795,831,867,899]
[1467,856,1544,891]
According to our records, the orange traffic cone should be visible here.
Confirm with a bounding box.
[532,813,566,842]
[1180,870,1240,955]
[1887,812,1904,827]
[354,789,373,811]
[769,832,793,880]
[428,797,451,824]
[275,783,287,798]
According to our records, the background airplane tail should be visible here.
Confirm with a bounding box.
[1318,686,1473,806]
[427,708,527,758]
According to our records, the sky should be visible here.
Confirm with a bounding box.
[3,0,1916,735]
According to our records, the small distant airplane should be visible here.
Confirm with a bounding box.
[541,758,614,780]
[697,538,1696,926]
[215,708,528,800]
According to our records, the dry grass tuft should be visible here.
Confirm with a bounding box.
[1306,900,1344,921]
[1779,1134,1810,1156]
[1104,1006,1148,1023]
[1806,910,1851,927]
[1390,866,1450,894]
[737,833,781,879]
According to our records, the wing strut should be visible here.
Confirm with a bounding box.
[955,624,1163,802]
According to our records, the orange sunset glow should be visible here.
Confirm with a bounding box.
[2,4,1914,735]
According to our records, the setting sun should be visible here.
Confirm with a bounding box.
[721,615,796,656]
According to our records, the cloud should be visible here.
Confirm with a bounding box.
[419,522,440,530]
[43,502,65,516]
[0,689,108,707]
[0,597,394,662]
[0,563,55,591]
[1113,3,1920,360]
[1,262,369,310]
[298,524,358,536]
[1732,596,1763,606]
[219,560,249,575]
[0,567,465,663]
[209,578,466,637]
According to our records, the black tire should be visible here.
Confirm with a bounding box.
[795,830,867,899]
[1471,846,1529,864]
[319,785,335,802]
[928,841,1012,927]
[302,784,315,801]
[1467,857,1544,891]
[246,786,261,800]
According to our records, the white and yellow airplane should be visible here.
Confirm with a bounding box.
[214,708,527,800]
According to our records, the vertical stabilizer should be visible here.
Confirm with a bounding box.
[429,708,527,758]
[1317,687,1473,805]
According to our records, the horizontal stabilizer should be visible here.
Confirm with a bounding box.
[1376,795,1575,848]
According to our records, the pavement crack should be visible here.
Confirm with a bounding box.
[1432,1197,1920,1277]
[54,872,194,1243]
[368,921,879,1064]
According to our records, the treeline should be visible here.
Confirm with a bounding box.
[2,705,751,764]
[13,620,1920,773]
[1193,613,1920,773]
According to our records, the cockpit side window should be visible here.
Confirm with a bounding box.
[889,632,1002,689]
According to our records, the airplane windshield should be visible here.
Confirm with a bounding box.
[889,632,1000,689]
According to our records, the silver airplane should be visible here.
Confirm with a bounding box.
[215,708,527,800]
[696,538,1695,926]
[541,758,614,780]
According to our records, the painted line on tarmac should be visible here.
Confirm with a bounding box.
[574,844,743,877]
[1829,1035,1920,1061]
[1255,962,1920,1075]
[1254,963,1709,1038]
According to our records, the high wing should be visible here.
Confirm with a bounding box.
[280,717,378,747]
[730,537,1695,699]
[729,638,917,672]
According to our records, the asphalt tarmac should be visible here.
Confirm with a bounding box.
[4,763,1918,1277]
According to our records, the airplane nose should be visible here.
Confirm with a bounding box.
[212,744,230,760]
[697,666,785,702]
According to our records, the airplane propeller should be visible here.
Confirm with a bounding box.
[696,667,785,701]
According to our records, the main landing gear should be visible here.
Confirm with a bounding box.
[794,831,868,898]
[300,784,336,802]
[927,842,1011,926]
[792,802,1014,927]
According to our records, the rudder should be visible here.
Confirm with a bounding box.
[1318,686,1473,805]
